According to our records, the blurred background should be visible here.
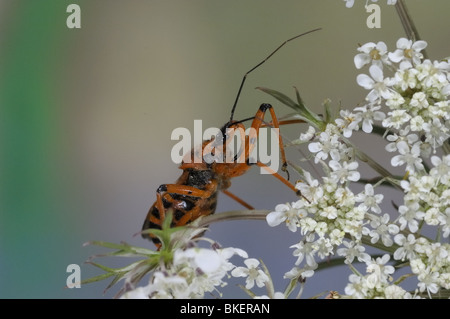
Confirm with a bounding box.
[0,0,449,298]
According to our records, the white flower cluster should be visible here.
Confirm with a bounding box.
[344,254,417,299]
[346,240,450,298]
[343,0,397,8]
[265,37,449,298]
[399,155,450,237]
[356,38,450,159]
[121,246,248,299]
[266,170,379,282]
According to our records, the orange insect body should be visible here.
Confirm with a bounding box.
[141,29,320,249]
[142,104,299,248]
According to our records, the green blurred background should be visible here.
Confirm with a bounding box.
[0,0,449,298]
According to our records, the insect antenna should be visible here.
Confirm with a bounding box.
[228,27,322,123]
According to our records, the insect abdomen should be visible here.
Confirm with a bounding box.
[142,194,218,246]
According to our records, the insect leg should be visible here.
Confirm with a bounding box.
[254,161,310,203]
[222,189,255,210]
[246,103,290,179]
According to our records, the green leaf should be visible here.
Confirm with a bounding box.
[278,112,311,124]
[294,85,306,109]
[238,284,257,298]
[293,86,325,128]
[256,86,300,111]
[323,98,333,123]
[257,86,325,130]
[84,240,157,259]
[80,272,115,286]
[283,277,298,298]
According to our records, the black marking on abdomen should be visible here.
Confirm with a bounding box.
[150,206,160,220]
[174,209,185,221]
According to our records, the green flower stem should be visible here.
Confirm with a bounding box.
[342,137,403,191]
[443,141,450,156]
[196,209,271,228]
[198,210,404,257]
[357,234,399,255]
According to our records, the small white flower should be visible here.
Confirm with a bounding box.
[390,141,424,173]
[329,228,345,246]
[299,125,316,142]
[335,109,361,137]
[385,129,418,152]
[410,116,426,131]
[329,160,361,184]
[147,272,190,299]
[389,38,428,65]
[178,248,222,273]
[385,91,406,109]
[357,65,393,102]
[355,184,384,214]
[393,234,417,261]
[423,117,449,151]
[354,41,390,69]
[417,268,440,296]
[364,214,399,246]
[290,236,318,267]
[337,240,371,264]
[382,109,411,129]
[383,285,409,299]
[397,203,420,232]
[423,207,442,226]
[295,171,323,204]
[345,273,368,298]
[430,155,450,181]
[314,237,334,259]
[353,103,385,133]
[299,217,318,235]
[284,265,316,281]
[308,131,341,163]
[320,206,338,220]
[410,91,429,110]
[314,221,328,237]
[393,63,419,91]
[266,203,303,232]
[365,254,395,289]
[231,258,269,290]
[334,186,356,207]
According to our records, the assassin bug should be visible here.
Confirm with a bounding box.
[142,28,320,249]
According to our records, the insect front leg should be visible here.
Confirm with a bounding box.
[246,103,290,179]
[245,104,311,203]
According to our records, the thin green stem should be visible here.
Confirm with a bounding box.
[342,137,402,191]
[196,210,270,228]
[443,141,450,156]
